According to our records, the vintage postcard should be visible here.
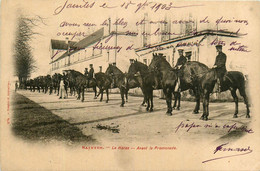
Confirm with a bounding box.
[1,0,260,170]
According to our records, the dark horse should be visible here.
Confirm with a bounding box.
[199,69,250,120]
[128,60,158,111]
[105,64,128,107]
[64,70,97,102]
[149,54,178,115]
[95,72,112,103]
[50,73,62,96]
[172,61,210,113]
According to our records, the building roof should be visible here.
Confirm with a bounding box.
[50,28,105,63]
[73,27,104,49]
[135,29,242,52]
[51,39,77,50]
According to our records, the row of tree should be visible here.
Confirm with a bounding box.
[13,14,46,88]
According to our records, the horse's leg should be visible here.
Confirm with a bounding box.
[120,89,125,107]
[93,86,97,99]
[140,88,146,106]
[146,92,150,111]
[57,86,60,96]
[77,88,81,100]
[200,90,209,120]
[141,97,146,106]
[164,88,172,115]
[193,88,200,114]
[238,87,250,118]
[49,86,52,95]
[231,89,238,118]
[100,89,103,102]
[149,90,154,112]
[106,88,109,103]
[205,93,210,121]
[177,92,181,110]
[81,87,85,102]
[125,90,128,102]
[73,87,76,96]
[173,92,177,110]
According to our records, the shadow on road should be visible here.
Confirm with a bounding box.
[12,93,95,144]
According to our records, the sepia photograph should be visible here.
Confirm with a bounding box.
[0,0,260,170]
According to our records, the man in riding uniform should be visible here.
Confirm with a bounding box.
[174,49,187,92]
[84,68,88,77]
[109,63,116,88]
[212,45,227,92]
[89,64,94,79]
[87,64,94,87]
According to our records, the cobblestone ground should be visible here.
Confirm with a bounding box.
[12,90,253,146]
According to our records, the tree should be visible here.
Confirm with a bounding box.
[13,15,46,88]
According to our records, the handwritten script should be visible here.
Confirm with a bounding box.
[202,142,253,163]
[54,0,204,15]
[175,121,254,134]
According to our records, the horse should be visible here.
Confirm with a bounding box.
[50,73,62,96]
[149,53,178,115]
[95,72,112,103]
[172,61,210,113]
[128,60,159,111]
[29,79,35,92]
[64,70,96,102]
[42,75,52,94]
[84,70,97,99]
[105,64,129,107]
[199,69,250,120]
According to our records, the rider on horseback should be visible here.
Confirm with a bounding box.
[87,64,94,87]
[88,64,94,79]
[110,63,117,88]
[84,68,88,77]
[212,45,227,92]
[174,49,187,92]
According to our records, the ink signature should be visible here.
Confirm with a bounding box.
[202,143,253,163]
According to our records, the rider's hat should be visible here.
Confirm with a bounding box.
[89,64,93,67]
[185,51,192,56]
[178,49,184,52]
[129,59,134,63]
[215,45,223,49]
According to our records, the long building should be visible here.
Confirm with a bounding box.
[49,14,247,98]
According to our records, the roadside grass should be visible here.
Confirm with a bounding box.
[11,93,95,144]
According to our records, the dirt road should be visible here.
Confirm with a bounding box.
[12,90,253,146]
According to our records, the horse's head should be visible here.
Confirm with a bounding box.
[150,53,171,71]
[128,59,138,75]
[106,64,122,75]
[128,59,148,76]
